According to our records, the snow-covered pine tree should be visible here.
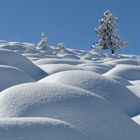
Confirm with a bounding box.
[93,9,126,54]
[58,42,65,53]
[37,32,48,50]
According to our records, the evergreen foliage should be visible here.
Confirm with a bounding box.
[93,10,126,54]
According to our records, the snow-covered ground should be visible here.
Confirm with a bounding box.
[0,41,140,140]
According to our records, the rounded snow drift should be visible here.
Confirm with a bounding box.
[57,53,80,59]
[0,65,34,91]
[106,58,139,66]
[132,115,140,125]
[39,70,140,116]
[127,85,140,98]
[78,65,108,74]
[38,64,80,74]
[105,75,132,86]
[81,52,104,60]
[34,58,83,65]
[104,64,140,80]
[0,49,47,80]
[0,117,85,140]
[0,82,140,140]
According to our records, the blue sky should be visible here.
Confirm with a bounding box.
[0,0,139,54]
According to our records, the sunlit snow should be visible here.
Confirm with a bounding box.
[0,41,140,140]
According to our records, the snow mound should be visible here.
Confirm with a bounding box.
[76,62,114,71]
[81,52,104,60]
[22,53,47,61]
[0,117,85,140]
[35,58,83,65]
[0,82,140,140]
[0,49,47,80]
[39,70,140,116]
[129,80,140,85]
[22,53,46,59]
[107,75,132,86]
[0,82,100,117]
[105,58,139,65]
[0,41,40,53]
[77,65,107,74]
[67,48,88,56]
[1,44,28,51]
[57,53,80,59]
[38,64,80,74]
[104,64,140,80]
[76,62,114,74]
[127,85,140,98]
[0,65,34,91]
[132,115,140,125]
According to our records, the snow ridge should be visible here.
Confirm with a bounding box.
[0,40,139,140]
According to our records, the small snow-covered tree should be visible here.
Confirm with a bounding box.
[58,42,66,53]
[37,32,48,49]
[93,9,126,54]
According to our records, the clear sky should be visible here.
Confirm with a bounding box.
[0,0,139,54]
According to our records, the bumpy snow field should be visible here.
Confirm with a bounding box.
[0,41,140,140]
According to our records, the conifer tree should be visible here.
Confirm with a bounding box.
[93,10,126,54]
[58,43,65,53]
[37,32,48,49]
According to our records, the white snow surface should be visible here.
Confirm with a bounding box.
[38,64,80,74]
[103,64,140,80]
[0,65,34,91]
[0,40,140,139]
[39,70,140,117]
[105,58,139,65]
[105,75,132,86]
[127,85,140,98]
[34,58,84,65]
[0,49,47,80]
[0,82,140,140]
[0,117,85,140]
[132,115,140,125]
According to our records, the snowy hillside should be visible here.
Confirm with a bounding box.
[0,40,140,140]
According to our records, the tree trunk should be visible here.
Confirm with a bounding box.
[111,50,114,54]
